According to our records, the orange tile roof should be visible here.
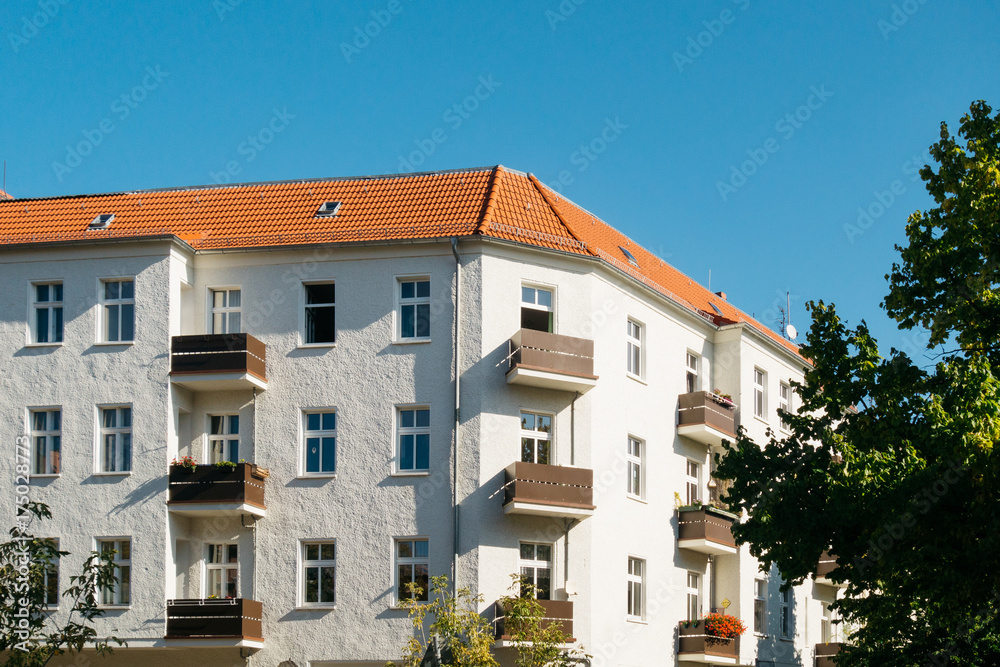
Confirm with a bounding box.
[0,165,800,357]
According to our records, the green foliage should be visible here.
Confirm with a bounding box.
[0,502,124,666]
[714,100,1000,667]
[496,576,590,667]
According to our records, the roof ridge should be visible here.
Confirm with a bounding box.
[525,172,593,256]
[475,165,504,234]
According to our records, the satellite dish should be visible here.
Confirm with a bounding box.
[786,324,798,340]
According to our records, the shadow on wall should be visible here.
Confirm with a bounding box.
[754,569,803,667]
[106,475,166,516]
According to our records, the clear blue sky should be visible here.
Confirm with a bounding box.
[3,0,998,358]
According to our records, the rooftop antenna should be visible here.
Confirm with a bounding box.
[777,291,797,340]
[708,269,711,292]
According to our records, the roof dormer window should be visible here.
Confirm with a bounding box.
[89,214,115,229]
[315,201,341,217]
[619,246,639,267]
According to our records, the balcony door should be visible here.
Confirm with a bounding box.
[206,543,238,599]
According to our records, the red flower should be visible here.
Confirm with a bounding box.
[703,612,747,639]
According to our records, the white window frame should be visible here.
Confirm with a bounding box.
[780,586,792,639]
[98,405,132,474]
[396,406,430,474]
[205,543,239,599]
[754,578,767,635]
[209,287,242,335]
[208,414,240,464]
[685,459,701,506]
[301,409,337,476]
[42,538,59,609]
[520,284,555,333]
[686,351,700,393]
[301,281,336,346]
[626,318,644,379]
[30,408,61,476]
[685,571,700,621]
[394,537,429,604]
[299,540,336,608]
[754,368,767,420]
[627,556,645,620]
[29,281,64,345]
[396,276,431,342]
[519,410,553,465]
[779,381,791,432]
[98,277,135,343]
[626,436,644,500]
[518,542,553,601]
[97,537,131,607]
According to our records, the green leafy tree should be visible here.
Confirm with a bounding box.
[496,576,590,667]
[714,100,1000,667]
[0,502,124,666]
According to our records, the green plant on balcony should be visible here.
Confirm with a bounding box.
[214,460,238,471]
[170,455,197,472]
[710,389,734,406]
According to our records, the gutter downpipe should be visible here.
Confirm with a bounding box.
[451,237,461,592]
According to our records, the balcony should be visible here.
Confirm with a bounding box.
[677,506,738,556]
[170,333,267,391]
[815,551,847,587]
[506,329,597,394]
[677,391,737,446]
[493,599,574,645]
[165,598,263,649]
[503,461,595,519]
[678,622,739,665]
[816,642,843,667]
[167,463,267,518]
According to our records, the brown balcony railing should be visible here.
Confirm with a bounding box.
[816,551,846,586]
[503,461,595,518]
[494,599,574,641]
[165,598,262,641]
[677,506,738,555]
[677,391,737,445]
[816,642,843,667]
[170,333,266,382]
[168,463,267,513]
[506,329,597,392]
[678,621,739,661]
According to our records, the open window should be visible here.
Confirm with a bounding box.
[521,285,553,332]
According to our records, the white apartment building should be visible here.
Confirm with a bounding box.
[0,166,844,667]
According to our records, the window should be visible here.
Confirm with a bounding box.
[779,382,791,431]
[301,541,336,606]
[397,408,430,472]
[303,411,336,475]
[627,557,645,620]
[210,288,241,334]
[520,285,553,332]
[304,283,335,344]
[685,571,700,620]
[626,319,643,378]
[780,586,792,638]
[626,437,643,499]
[43,539,59,608]
[686,352,699,393]
[821,604,837,643]
[685,460,701,506]
[98,538,131,606]
[754,368,766,420]
[209,414,239,464]
[754,578,767,634]
[101,279,135,342]
[520,412,552,465]
[99,406,132,473]
[31,409,61,475]
[398,278,430,340]
[519,542,552,600]
[206,543,238,599]
[395,538,429,602]
[31,282,63,344]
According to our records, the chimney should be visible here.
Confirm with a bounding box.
[714,291,727,301]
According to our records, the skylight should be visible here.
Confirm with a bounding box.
[315,201,342,217]
[88,214,115,229]
[619,246,639,267]
[709,302,724,317]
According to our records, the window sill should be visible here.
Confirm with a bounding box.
[297,342,337,349]
[32,474,61,479]
[297,473,338,480]
[25,342,63,348]
[627,373,647,386]
[754,416,769,426]
[93,471,132,477]
[294,605,337,611]
[393,338,432,345]
[391,471,431,477]
[627,495,648,505]
[98,605,131,610]
[626,617,647,625]
[93,341,135,346]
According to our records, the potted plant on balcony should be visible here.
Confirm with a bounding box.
[215,460,238,471]
[710,389,735,407]
[171,455,197,472]
[702,612,746,640]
